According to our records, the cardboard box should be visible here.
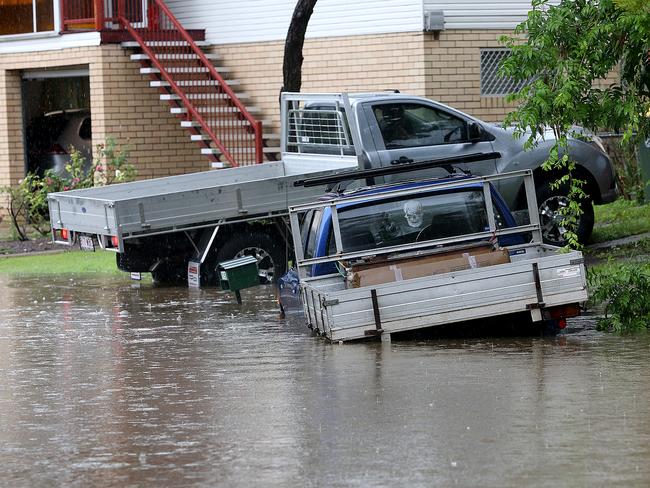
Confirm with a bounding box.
[346,245,510,288]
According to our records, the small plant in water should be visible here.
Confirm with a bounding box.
[588,265,650,334]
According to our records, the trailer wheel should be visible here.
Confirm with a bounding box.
[214,231,288,284]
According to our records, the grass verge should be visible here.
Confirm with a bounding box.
[0,250,125,276]
[591,198,650,244]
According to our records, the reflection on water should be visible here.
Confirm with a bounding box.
[0,275,649,487]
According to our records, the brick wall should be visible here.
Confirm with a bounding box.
[212,29,523,135]
[214,29,623,135]
[0,44,204,191]
[90,45,205,180]
[0,68,23,189]
[424,30,518,122]
[214,32,428,134]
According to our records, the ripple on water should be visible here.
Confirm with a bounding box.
[1,275,649,488]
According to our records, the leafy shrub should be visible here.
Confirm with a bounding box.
[4,171,63,240]
[93,137,136,186]
[2,137,134,241]
[588,265,650,333]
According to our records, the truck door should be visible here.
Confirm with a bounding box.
[362,100,498,183]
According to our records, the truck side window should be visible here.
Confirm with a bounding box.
[372,103,468,149]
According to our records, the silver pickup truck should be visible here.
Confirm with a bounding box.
[48,92,616,285]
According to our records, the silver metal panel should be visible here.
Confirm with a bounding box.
[302,248,587,342]
[49,159,358,239]
[422,1,560,30]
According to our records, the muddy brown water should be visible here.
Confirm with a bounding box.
[1,275,649,487]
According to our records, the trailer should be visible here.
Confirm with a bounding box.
[288,171,588,342]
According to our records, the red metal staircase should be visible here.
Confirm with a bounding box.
[62,0,277,168]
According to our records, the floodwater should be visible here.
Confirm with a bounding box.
[1,275,650,488]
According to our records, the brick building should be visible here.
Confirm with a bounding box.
[0,0,542,192]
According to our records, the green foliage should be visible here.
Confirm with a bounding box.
[500,0,650,248]
[1,137,134,241]
[93,137,136,186]
[614,0,650,13]
[3,164,76,241]
[588,265,650,333]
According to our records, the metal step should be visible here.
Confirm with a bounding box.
[191,134,210,141]
[160,92,250,101]
[190,135,277,146]
[150,79,242,88]
[196,105,261,114]
[181,119,271,128]
[131,53,220,61]
[141,66,231,75]
[121,40,211,48]
[170,105,260,115]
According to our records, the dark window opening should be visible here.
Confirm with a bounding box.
[22,73,92,176]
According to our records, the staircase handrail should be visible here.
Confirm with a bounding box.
[118,0,264,166]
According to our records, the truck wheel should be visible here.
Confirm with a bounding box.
[215,231,287,284]
[535,179,594,246]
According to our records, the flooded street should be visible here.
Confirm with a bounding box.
[1,275,650,487]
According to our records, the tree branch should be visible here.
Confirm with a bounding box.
[281,0,318,94]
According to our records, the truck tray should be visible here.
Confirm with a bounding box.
[48,157,357,247]
[301,246,587,342]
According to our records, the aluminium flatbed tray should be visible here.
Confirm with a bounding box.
[300,244,588,342]
[48,156,358,244]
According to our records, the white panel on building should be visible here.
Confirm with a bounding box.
[424,0,560,30]
[166,0,424,45]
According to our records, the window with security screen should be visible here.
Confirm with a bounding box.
[480,48,530,96]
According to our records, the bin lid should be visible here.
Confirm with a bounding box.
[218,255,258,270]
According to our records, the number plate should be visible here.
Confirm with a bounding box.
[79,235,95,252]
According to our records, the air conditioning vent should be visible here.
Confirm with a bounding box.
[424,9,444,32]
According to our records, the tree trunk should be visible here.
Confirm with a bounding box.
[281,0,318,94]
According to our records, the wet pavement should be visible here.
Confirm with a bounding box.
[1,275,650,487]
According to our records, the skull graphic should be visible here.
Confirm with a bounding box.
[403,200,424,228]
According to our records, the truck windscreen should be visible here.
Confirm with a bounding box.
[328,189,490,254]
